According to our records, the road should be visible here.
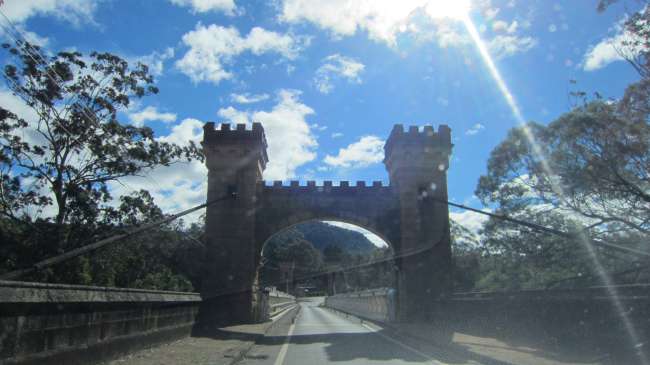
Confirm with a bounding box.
[238,297,446,365]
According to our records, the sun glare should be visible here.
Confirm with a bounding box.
[425,0,471,20]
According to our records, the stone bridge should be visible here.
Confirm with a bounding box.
[200,122,454,325]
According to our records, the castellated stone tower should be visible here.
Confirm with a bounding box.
[384,124,453,320]
[200,122,268,326]
[199,121,453,326]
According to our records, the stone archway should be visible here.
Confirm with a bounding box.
[199,122,453,325]
[256,218,396,302]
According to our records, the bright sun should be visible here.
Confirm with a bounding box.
[424,0,472,20]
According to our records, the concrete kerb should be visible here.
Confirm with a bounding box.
[226,304,300,365]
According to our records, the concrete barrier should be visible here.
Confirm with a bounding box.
[0,280,201,365]
[324,288,394,323]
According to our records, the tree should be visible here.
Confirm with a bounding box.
[0,41,202,287]
[476,102,649,240]
[0,41,201,245]
[260,228,324,289]
[450,220,482,291]
[473,103,650,288]
[466,2,650,290]
[597,1,650,121]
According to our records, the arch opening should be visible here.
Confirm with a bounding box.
[257,219,396,298]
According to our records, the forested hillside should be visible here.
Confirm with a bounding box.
[294,221,377,254]
[259,221,393,292]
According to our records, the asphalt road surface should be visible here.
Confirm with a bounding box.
[238,297,447,365]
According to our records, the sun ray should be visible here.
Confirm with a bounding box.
[460,13,648,363]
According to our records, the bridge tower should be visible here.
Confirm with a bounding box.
[384,124,453,321]
[200,122,268,325]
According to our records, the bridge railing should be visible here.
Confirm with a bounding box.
[325,284,650,358]
[255,287,296,321]
[433,284,650,356]
[268,288,295,316]
[449,283,650,300]
[324,288,394,323]
[0,280,201,365]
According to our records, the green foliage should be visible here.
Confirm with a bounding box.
[476,102,649,239]
[0,195,202,292]
[466,16,650,289]
[0,41,201,233]
[259,221,394,293]
[0,41,202,291]
[296,221,378,254]
[450,221,482,291]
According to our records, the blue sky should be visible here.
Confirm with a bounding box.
[0,0,644,235]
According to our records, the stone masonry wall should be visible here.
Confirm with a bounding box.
[0,280,201,365]
[326,285,650,358]
[432,285,650,358]
[325,288,394,323]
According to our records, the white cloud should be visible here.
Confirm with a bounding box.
[1,0,99,26]
[176,23,304,84]
[583,10,648,72]
[217,105,250,126]
[0,0,99,48]
[488,35,537,59]
[169,0,237,15]
[331,132,344,138]
[280,0,475,47]
[128,106,177,127]
[3,24,50,47]
[157,117,204,147]
[465,123,485,136]
[230,92,270,104]
[492,20,517,34]
[108,118,208,220]
[0,89,39,126]
[280,0,417,45]
[324,135,384,169]
[130,48,175,77]
[427,21,471,48]
[484,7,500,20]
[450,209,489,238]
[324,221,389,247]
[311,123,327,131]
[583,36,626,71]
[279,0,530,59]
[217,89,318,180]
[582,28,645,71]
[436,96,449,106]
[314,54,365,94]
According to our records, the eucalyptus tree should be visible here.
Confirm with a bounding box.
[0,41,201,284]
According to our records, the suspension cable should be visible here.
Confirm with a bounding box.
[0,193,236,280]
[435,197,650,258]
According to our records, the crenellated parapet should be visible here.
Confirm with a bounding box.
[202,122,268,172]
[201,121,453,324]
[254,179,401,257]
[384,124,453,187]
[203,122,267,146]
[258,180,391,194]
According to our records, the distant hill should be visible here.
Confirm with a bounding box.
[294,221,377,254]
[260,221,392,290]
[264,221,377,256]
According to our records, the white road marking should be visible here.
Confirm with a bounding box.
[273,319,296,365]
[361,323,449,365]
